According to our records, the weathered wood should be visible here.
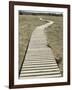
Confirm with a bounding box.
[20,74,61,79]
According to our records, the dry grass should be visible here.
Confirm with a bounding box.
[19,14,63,75]
[44,16,63,75]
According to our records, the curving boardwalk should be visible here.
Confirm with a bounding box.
[20,19,61,79]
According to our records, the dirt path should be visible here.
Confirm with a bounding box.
[20,19,61,79]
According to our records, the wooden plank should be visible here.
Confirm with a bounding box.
[24,60,56,63]
[22,63,58,68]
[21,68,60,73]
[21,66,58,71]
[20,71,61,77]
[20,74,61,79]
[23,61,57,65]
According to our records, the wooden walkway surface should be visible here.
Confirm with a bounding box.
[20,19,61,79]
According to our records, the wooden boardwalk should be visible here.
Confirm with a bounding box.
[20,20,61,79]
